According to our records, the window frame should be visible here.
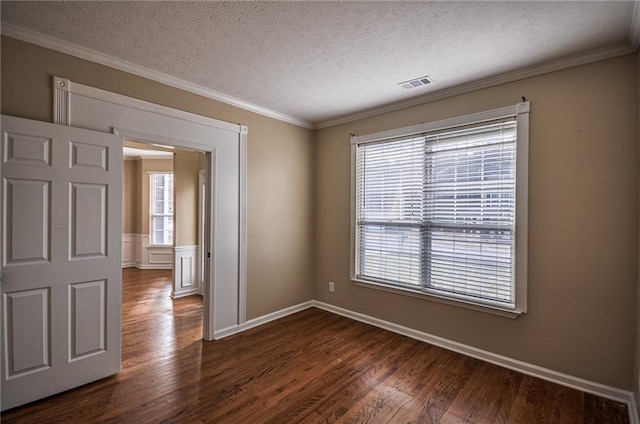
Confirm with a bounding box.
[149,172,174,246]
[350,102,529,318]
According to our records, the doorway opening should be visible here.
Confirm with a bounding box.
[121,140,208,346]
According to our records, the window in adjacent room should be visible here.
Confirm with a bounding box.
[351,102,529,316]
[150,172,174,246]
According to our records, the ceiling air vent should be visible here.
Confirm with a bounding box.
[398,75,433,90]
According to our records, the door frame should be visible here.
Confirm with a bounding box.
[198,169,206,291]
[53,76,247,339]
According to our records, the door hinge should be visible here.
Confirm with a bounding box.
[207,252,211,258]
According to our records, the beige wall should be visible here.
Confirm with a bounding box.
[1,36,316,320]
[315,54,638,390]
[5,34,637,391]
[122,159,139,234]
[174,151,203,247]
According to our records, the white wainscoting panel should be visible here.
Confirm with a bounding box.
[138,234,172,270]
[134,234,141,265]
[121,234,137,268]
[172,245,199,298]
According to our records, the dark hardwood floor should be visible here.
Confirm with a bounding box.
[2,268,629,423]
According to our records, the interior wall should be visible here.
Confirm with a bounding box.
[0,36,315,319]
[122,159,137,234]
[315,54,638,390]
[174,150,202,247]
[131,160,141,234]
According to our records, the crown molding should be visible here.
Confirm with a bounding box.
[2,22,636,132]
[316,42,636,129]
[0,23,315,130]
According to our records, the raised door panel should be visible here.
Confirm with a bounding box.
[3,133,51,166]
[180,256,193,289]
[69,141,108,171]
[3,289,51,378]
[70,183,107,258]
[3,179,50,265]
[69,280,106,361]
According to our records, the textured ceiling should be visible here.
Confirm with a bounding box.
[1,1,636,125]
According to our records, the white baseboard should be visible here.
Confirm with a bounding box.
[122,233,174,269]
[171,288,201,299]
[213,301,314,340]
[207,298,637,423]
[135,264,173,270]
[311,300,638,424]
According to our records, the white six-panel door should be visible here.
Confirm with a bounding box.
[0,115,122,410]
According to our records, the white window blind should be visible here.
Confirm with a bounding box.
[151,173,174,245]
[355,114,522,310]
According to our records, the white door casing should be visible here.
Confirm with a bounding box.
[54,76,246,338]
[0,115,122,410]
[198,169,206,290]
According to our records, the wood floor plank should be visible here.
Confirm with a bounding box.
[1,269,630,423]
[395,353,482,423]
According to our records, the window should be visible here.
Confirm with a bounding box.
[351,103,529,315]
[150,172,174,245]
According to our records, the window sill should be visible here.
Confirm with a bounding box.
[147,244,173,249]
[352,278,523,319]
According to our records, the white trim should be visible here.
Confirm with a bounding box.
[214,301,314,339]
[351,102,527,144]
[311,301,637,422]
[121,233,137,268]
[55,77,240,135]
[238,125,248,325]
[55,78,247,340]
[172,245,199,298]
[630,1,640,50]
[136,263,172,270]
[173,245,199,253]
[352,279,520,319]
[1,24,313,130]
[53,76,70,125]
[317,43,634,129]
[203,149,216,341]
[149,171,174,248]
[137,234,173,269]
[205,298,638,422]
[515,103,529,314]
[5,24,636,131]
[6,24,634,131]
[198,169,206,292]
[349,143,357,287]
[350,102,529,316]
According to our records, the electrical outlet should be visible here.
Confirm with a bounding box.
[329,281,335,292]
